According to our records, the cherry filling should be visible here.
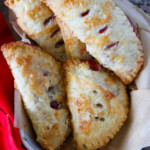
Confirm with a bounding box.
[81,9,90,17]
[52,15,56,20]
[55,40,64,48]
[99,25,108,34]
[93,90,97,94]
[100,117,105,121]
[95,116,105,121]
[24,42,30,45]
[88,60,99,71]
[126,15,139,38]
[43,72,49,77]
[105,41,119,50]
[44,15,55,25]
[50,100,60,110]
[48,86,54,92]
[96,103,103,108]
[50,29,60,38]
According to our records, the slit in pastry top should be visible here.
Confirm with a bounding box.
[1,41,70,150]
[43,0,144,84]
[5,0,66,62]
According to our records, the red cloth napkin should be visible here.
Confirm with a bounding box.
[0,12,25,150]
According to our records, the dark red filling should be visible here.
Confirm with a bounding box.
[100,117,105,121]
[126,15,139,38]
[50,29,60,38]
[24,42,30,45]
[99,25,108,34]
[81,9,90,17]
[96,103,103,108]
[43,72,49,76]
[44,15,55,25]
[48,86,53,92]
[50,100,59,110]
[105,41,119,50]
[95,116,105,121]
[55,40,64,48]
[93,90,97,94]
[95,117,99,119]
[88,60,99,71]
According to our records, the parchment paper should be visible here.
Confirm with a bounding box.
[11,0,150,149]
[102,90,150,150]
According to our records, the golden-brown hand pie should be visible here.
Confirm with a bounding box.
[43,0,144,84]
[5,0,66,61]
[64,60,128,150]
[1,41,70,150]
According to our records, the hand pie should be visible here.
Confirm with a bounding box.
[64,60,128,150]
[43,0,144,84]
[5,0,66,61]
[56,18,91,60]
[1,41,70,150]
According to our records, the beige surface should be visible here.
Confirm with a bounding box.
[102,90,150,150]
